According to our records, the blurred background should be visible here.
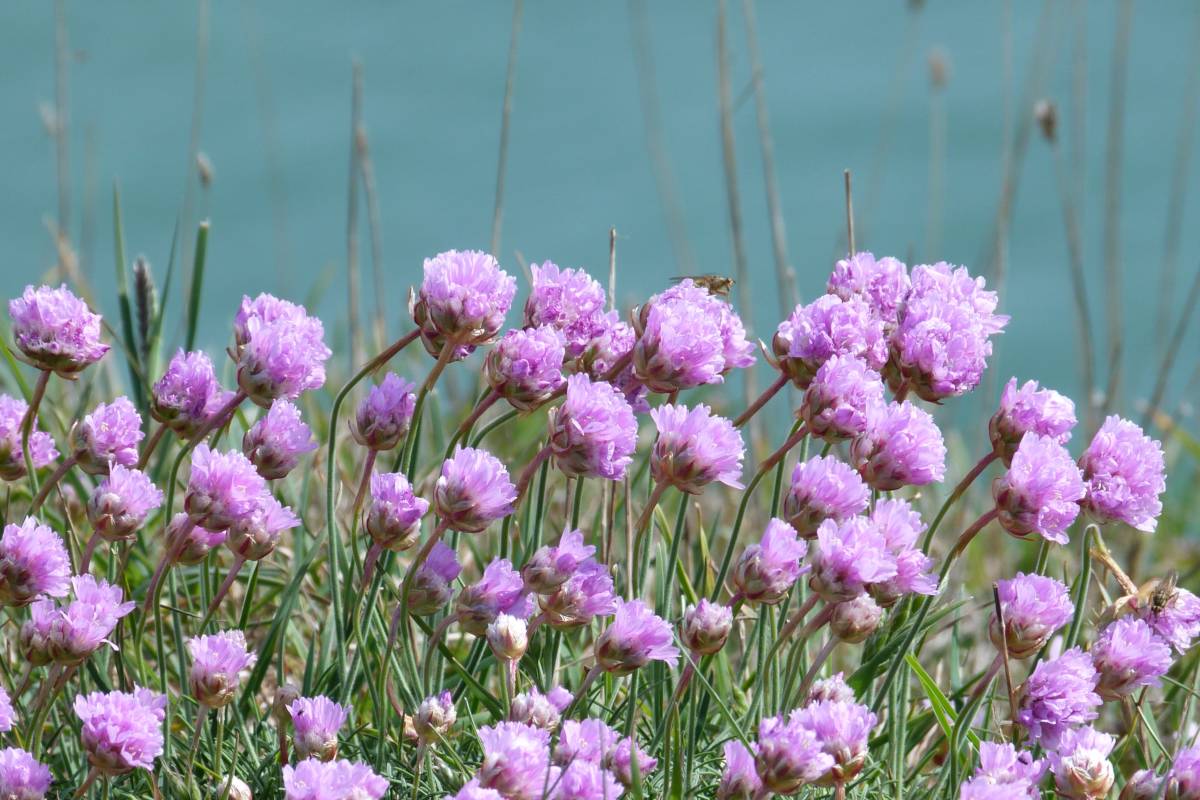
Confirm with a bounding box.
[2,0,1199,427]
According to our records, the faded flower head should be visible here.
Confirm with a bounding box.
[851,400,946,491]
[168,512,226,566]
[1048,726,1115,800]
[991,573,1074,659]
[539,559,618,630]
[772,294,887,388]
[415,250,516,358]
[802,355,885,441]
[783,455,869,538]
[236,295,331,404]
[151,349,229,437]
[485,326,566,411]
[990,378,1077,465]
[289,696,350,762]
[188,629,256,707]
[809,517,896,603]
[649,403,744,493]
[407,541,461,616]
[435,447,516,533]
[826,251,911,329]
[595,598,679,675]
[1120,769,1163,800]
[681,598,733,655]
[831,593,883,643]
[1079,415,1166,532]
[88,465,164,542]
[455,558,534,636]
[732,518,809,606]
[1090,616,1172,699]
[806,673,857,705]
[0,517,72,607]
[0,394,58,481]
[524,262,607,360]
[185,444,268,531]
[242,399,317,480]
[72,396,143,473]
[1015,647,1101,750]
[9,283,109,375]
[365,472,428,552]
[992,433,1085,544]
[1170,746,1200,800]
[74,687,167,775]
[351,372,416,451]
[0,747,52,800]
[548,374,637,481]
[521,528,596,595]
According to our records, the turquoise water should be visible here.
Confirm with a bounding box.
[2,2,1199,415]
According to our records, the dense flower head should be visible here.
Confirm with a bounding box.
[225,493,301,561]
[681,598,733,655]
[455,558,534,636]
[33,575,134,665]
[555,718,616,767]
[365,472,428,552]
[802,355,885,441]
[487,613,529,660]
[831,593,883,642]
[1120,769,1163,800]
[522,528,595,595]
[753,713,835,794]
[9,283,109,374]
[0,393,58,480]
[867,499,936,606]
[524,262,608,360]
[289,696,350,761]
[1079,415,1166,532]
[510,686,570,731]
[989,378,1077,465]
[0,517,71,606]
[351,372,416,451]
[548,374,637,481]
[235,293,308,347]
[809,517,897,603]
[606,735,658,787]
[783,455,869,538]
[188,629,256,707]
[450,781,505,800]
[485,326,566,411]
[87,465,164,542]
[1139,584,1200,653]
[772,294,887,388]
[0,688,11,733]
[553,759,625,800]
[74,686,166,775]
[168,512,226,566]
[991,573,1074,659]
[415,250,516,358]
[807,673,857,705]
[435,446,516,533]
[72,396,143,473]
[242,398,317,480]
[476,722,553,800]
[826,251,911,328]
[1091,616,1172,699]
[1049,726,1115,800]
[851,400,947,491]
[235,294,331,404]
[649,403,744,493]
[0,747,51,800]
[595,598,679,675]
[790,699,879,784]
[888,262,1008,401]
[408,541,461,616]
[151,349,231,437]
[992,433,1085,544]
[185,444,268,530]
[281,758,388,800]
[540,559,618,630]
[574,312,648,411]
[414,691,457,745]
[718,740,762,800]
[959,741,1046,800]
[732,518,808,605]
[1015,647,1101,749]
[1170,746,1200,800]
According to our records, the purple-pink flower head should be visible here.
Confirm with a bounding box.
[168,512,226,567]
[184,444,268,531]
[414,250,517,359]
[791,699,879,785]
[992,433,1085,544]
[281,758,388,800]
[1079,415,1166,533]
[450,780,505,800]
[732,518,808,606]
[476,722,553,800]
[1120,770,1164,800]
[809,517,897,603]
[524,262,608,361]
[888,262,1008,402]
[554,760,625,800]
[991,572,1074,659]
[575,312,649,410]
[718,740,762,800]
[226,494,300,562]
[510,686,571,731]
[0,747,51,800]
[522,528,595,595]
[682,598,733,655]
[1139,584,1200,653]
[802,355,885,441]
[867,499,936,606]
[783,455,869,539]
[606,735,658,787]
[1170,746,1200,800]
[1015,646,1102,750]
[242,398,317,480]
[407,541,461,616]
[0,394,58,480]
[851,400,947,491]
[0,517,71,607]
[554,718,615,768]
[234,293,308,348]
[151,349,229,437]
[649,403,744,493]
[960,741,1046,800]
[9,283,109,375]
[72,396,143,474]
[0,689,11,734]
[807,673,857,705]
[350,372,416,452]
[365,472,428,552]
[87,465,164,542]
[595,598,679,675]
[188,629,256,708]
[485,326,566,412]
[753,714,835,794]
[772,294,888,389]
[237,307,331,406]
[548,374,638,481]
[826,252,911,330]
[1049,726,1115,800]
[435,446,516,533]
[414,691,457,745]
[455,558,533,636]
[40,575,135,665]
[989,378,1077,466]
[74,687,166,775]
[1091,616,1173,700]
[289,696,350,762]
[540,559,618,630]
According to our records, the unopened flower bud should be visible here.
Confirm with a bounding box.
[351,373,416,451]
[1034,99,1057,143]
[830,594,882,643]
[1118,769,1162,800]
[414,691,456,743]
[272,684,301,726]
[215,776,251,800]
[487,613,529,661]
[681,599,733,656]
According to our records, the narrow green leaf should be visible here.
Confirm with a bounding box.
[185,221,209,352]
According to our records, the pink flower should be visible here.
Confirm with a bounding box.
[74,687,167,775]
[0,517,71,607]
[485,326,566,411]
[851,401,946,491]
[548,374,638,481]
[0,394,58,481]
[649,404,744,493]
[72,396,143,473]
[1079,415,1165,532]
[989,378,1076,465]
[242,398,317,480]
[87,465,164,542]
[435,447,517,533]
[732,518,809,606]
[773,295,887,388]
[9,283,109,375]
[992,434,1085,544]
[783,455,870,538]
[351,372,416,451]
[289,696,350,762]
[188,629,256,707]
[595,599,679,675]
[414,250,516,359]
[281,758,388,800]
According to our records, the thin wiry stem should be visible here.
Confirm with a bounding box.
[345,61,365,369]
[1144,261,1200,430]
[490,0,523,257]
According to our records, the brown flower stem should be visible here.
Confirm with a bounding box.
[72,767,101,800]
[561,664,603,720]
[352,449,378,523]
[943,508,1000,578]
[763,598,829,672]
[448,389,500,455]
[137,423,168,469]
[204,554,247,621]
[360,542,384,591]
[514,444,553,506]
[79,532,103,573]
[794,635,838,705]
[141,518,196,615]
[20,370,51,445]
[632,480,669,538]
[757,424,809,475]
[920,451,999,553]
[733,373,789,428]
[28,453,78,513]
[1090,532,1138,596]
